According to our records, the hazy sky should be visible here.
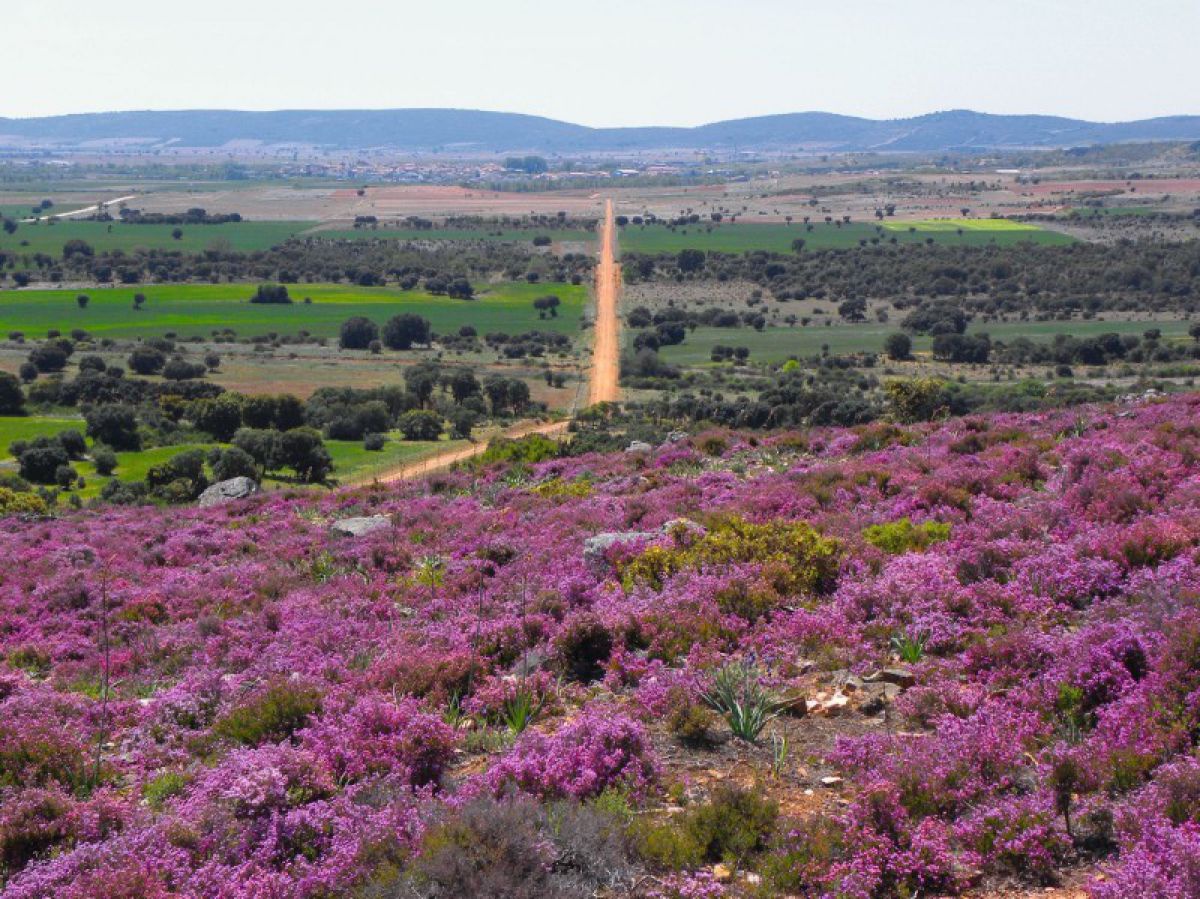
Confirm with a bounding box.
[6,0,1197,125]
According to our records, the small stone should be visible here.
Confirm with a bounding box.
[842,674,865,692]
[712,863,733,883]
[660,517,705,538]
[625,440,652,453]
[816,693,849,716]
[774,689,809,718]
[820,776,843,788]
[514,648,551,676]
[330,515,390,537]
[865,667,917,689]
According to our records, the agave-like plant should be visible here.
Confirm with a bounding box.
[702,661,780,743]
[501,685,544,735]
[890,631,928,664]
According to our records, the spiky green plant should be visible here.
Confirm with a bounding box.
[702,661,779,743]
[501,686,543,735]
[890,631,928,664]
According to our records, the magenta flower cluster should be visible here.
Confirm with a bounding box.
[2,393,1200,895]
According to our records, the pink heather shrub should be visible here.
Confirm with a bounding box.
[485,710,656,800]
[300,695,457,786]
[829,784,958,898]
[2,394,1200,892]
[1093,816,1200,899]
[463,670,561,722]
[646,869,729,897]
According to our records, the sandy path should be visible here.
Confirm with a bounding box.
[358,199,620,484]
[370,419,570,484]
[588,199,621,405]
[21,195,138,223]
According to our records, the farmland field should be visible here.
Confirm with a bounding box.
[314,226,594,244]
[0,281,587,340]
[0,220,308,259]
[0,415,458,497]
[655,317,1194,365]
[0,416,86,454]
[618,219,1073,255]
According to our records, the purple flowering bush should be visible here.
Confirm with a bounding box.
[2,394,1200,894]
[484,709,656,800]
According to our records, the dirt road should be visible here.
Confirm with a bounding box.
[358,199,620,484]
[589,199,621,405]
[22,195,138,223]
[371,419,570,484]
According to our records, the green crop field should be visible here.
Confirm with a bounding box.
[324,435,464,483]
[655,318,1192,366]
[0,281,587,340]
[0,417,86,456]
[0,220,307,260]
[315,227,595,244]
[618,220,1073,255]
[880,219,1044,233]
[0,415,459,499]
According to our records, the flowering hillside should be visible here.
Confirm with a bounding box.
[3,395,1200,897]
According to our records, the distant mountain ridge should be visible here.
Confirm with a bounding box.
[3,108,1200,153]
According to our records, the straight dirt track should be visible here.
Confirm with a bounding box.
[588,199,621,406]
[364,200,620,484]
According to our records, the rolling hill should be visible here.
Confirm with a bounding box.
[2,108,1200,153]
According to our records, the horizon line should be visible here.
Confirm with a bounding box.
[3,106,1200,131]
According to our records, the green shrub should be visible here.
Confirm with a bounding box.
[478,434,560,466]
[758,816,847,893]
[214,680,322,746]
[619,515,840,596]
[632,819,704,870]
[666,692,717,748]
[0,488,49,518]
[633,784,778,870]
[143,771,187,810]
[684,784,778,864]
[91,445,118,476]
[862,517,951,554]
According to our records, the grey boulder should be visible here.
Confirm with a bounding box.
[330,515,391,537]
[198,477,259,508]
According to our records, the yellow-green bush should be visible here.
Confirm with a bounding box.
[0,488,49,519]
[213,680,322,746]
[632,784,778,869]
[532,477,593,499]
[862,517,951,554]
[618,516,840,596]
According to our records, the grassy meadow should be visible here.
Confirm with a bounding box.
[0,282,587,340]
[0,415,458,498]
[618,219,1073,255]
[655,317,1194,366]
[315,226,594,244]
[0,220,307,259]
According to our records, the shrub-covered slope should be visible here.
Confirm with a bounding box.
[3,395,1200,897]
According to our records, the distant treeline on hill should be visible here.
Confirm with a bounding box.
[625,240,1200,316]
